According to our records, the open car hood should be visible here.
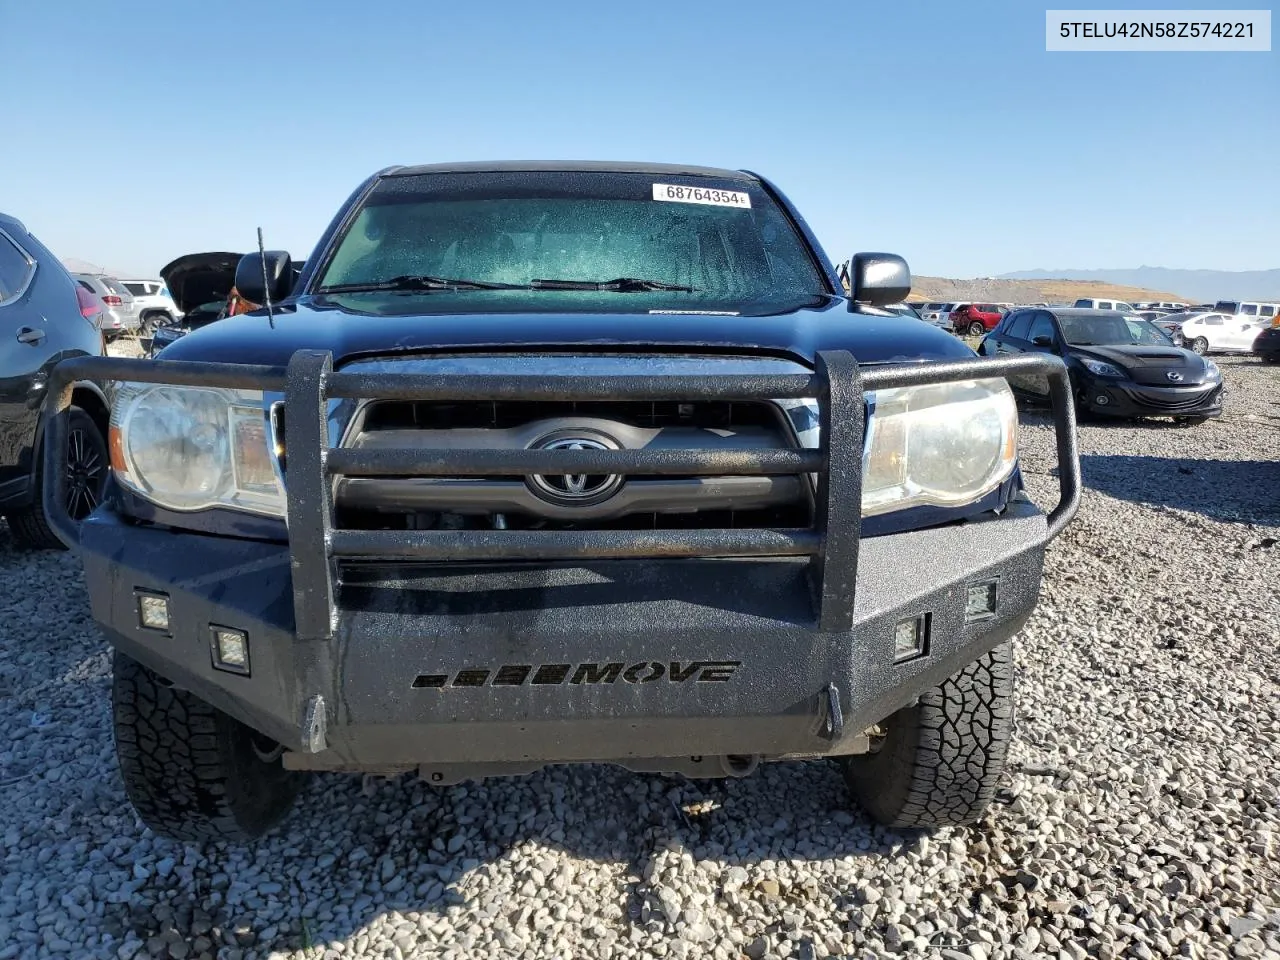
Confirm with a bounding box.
[159,252,242,314]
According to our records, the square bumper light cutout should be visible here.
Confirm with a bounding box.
[893,614,930,663]
[210,625,251,676]
[136,591,171,633]
[965,580,999,622]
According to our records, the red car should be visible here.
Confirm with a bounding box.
[951,303,1005,336]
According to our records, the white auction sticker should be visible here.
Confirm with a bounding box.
[652,183,751,208]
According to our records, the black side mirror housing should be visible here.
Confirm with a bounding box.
[846,253,911,309]
[234,251,294,306]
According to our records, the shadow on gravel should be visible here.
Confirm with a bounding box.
[109,763,946,957]
[1080,454,1280,524]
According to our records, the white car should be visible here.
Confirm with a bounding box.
[1074,297,1136,312]
[120,278,183,330]
[1177,312,1271,354]
[919,301,967,325]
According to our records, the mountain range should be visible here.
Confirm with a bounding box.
[997,267,1280,303]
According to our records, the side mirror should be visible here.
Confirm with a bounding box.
[1032,335,1056,348]
[234,251,294,306]
[846,253,911,309]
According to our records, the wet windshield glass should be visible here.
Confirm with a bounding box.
[1059,314,1173,346]
[314,171,830,312]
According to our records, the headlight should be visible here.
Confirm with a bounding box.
[1203,359,1221,379]
[1081,358,1125,378]
[861,378,1017,517]
[781,378,1018,517]
[109,384,284,516]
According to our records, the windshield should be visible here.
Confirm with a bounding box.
[314,171,830,312]
[1059,314,1173,346]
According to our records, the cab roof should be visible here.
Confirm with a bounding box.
[381,160,756,180]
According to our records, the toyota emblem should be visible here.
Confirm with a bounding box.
[1166,371,1184,382]
[527,435,625,505]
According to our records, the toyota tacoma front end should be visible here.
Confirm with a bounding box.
[44,162,1080,841]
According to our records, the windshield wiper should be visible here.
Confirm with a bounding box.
[530,277,696,292]
[318,275,528,294]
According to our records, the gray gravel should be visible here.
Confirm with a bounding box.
[1,356,1278,960]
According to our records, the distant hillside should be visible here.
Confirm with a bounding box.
[907,276,1195,306]
[997,267,1280,303]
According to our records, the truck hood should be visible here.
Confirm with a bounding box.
[155,294,977,368]
[159,252,241,314]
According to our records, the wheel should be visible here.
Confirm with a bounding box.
[839,642,1014,828]
[1071,389,1099,422]
[112,652,303,842]
[967,321,986,337]
[4,407,107,549]
[1262,354,1280,364]
[1189,337,1209,355]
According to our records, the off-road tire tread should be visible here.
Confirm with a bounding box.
[113,653,301,842]
[841,642,1014,828]
[4,408,101,550]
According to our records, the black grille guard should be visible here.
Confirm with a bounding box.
[42,350,1080,636]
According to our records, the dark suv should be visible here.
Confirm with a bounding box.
[0,213,110,548]
[43,162,1079,841]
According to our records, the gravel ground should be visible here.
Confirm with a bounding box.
[1,356,1277,960]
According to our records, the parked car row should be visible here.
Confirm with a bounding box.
[912,301,1015,334]
[68,272,183,341]
[902,295,1280,360]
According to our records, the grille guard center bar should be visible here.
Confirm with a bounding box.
[42,350,1080,636]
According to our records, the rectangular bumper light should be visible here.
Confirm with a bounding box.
[894,614,930,663]
[965,581,998,622]
[210,625,251,676]
[136,591,170,632]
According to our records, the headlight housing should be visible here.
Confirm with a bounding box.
[1203,358,1221,380]
[109,384,284,516]
[1081,358,1125,378]
[780,377,1018,518]
[860,377,1018,517]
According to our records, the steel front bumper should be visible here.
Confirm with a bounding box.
[79,499,1050,771]
[45,349,1080,775]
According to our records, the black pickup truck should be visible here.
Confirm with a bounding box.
[44,162,1079,842]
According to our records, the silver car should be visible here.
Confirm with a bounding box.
[72,273,140,339]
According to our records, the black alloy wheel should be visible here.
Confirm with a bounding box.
[65,416,107,520]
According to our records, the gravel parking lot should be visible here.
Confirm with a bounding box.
[1,357,1277,960]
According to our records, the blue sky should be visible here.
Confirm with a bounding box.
[2,0,1275,279]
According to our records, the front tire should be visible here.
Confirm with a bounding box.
[4,407,107,549]
[839,642,1014,828]
[112,652,303,842]
[967,321,986,337]
[1190,337,1209,355]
